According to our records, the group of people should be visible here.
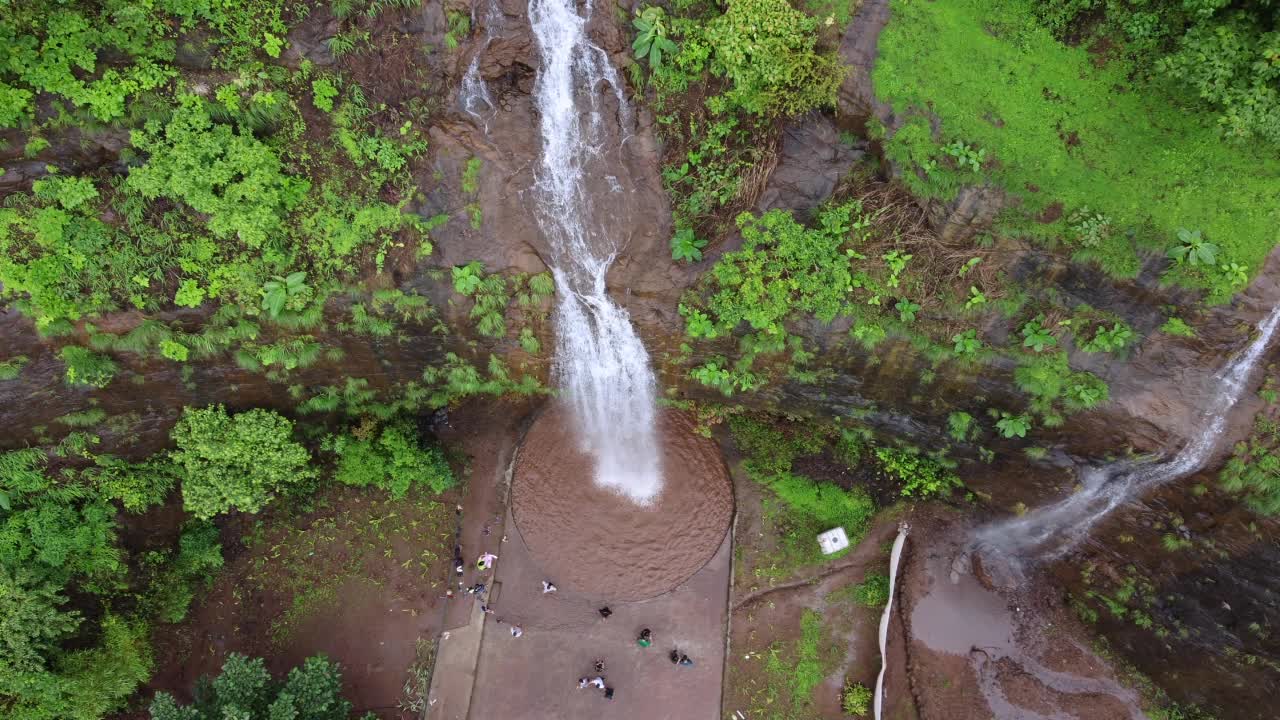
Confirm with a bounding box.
[569,627,697,704]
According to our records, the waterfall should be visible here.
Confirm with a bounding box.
[976,302,1280,575]
[527,0,664,503]
[459,0,503,124]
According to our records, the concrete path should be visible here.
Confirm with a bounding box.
[425,403,734,720]
[468,506,732,720]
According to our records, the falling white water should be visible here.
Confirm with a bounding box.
[527,0,663,503]
[976,302,1280,574]
[459,0,503,123]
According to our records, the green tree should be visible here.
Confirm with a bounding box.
[170,406,315,519]
[0,567,81,676]
[150,654,362,720]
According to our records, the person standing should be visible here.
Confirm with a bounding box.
[637,628,652,647]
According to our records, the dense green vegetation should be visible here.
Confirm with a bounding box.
[628,0,846,252]
[0,399,455,718]
[1221,376,1280,515]
[874,0,1280,301]
[149,653,371,720]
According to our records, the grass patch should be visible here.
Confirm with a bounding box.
[873,0,1280,301]
[835,572,890,609]
[730,415,876,579]
[755,609,841,719]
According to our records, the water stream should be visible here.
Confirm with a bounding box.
[459,0,503,125]
[526,0,663,503]
[976,302,1280,577]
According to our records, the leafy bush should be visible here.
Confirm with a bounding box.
[947,411,975,441]
[843,681,873,716]
[704,0,845,117]
[87,455,179,514]
[127,94,311,250]
[170,405,316,519]
[324,419,454,497]
[1079,322,1135,354]
[312,77,340,112]
[1221,414,1280,516]
[1161,317,1196,338]
[1020,318,1057,353]
[671,226,708,262]
[59,346,117,388]
[0,355,29,381]
[633,6,678,70]
[873,447,961,498]
[149,654,362,720]
[1167,228,1219,267]
[995,412,1032,439]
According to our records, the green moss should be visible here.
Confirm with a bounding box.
[874,0,1280,301]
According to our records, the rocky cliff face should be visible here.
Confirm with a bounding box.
[1,1,1276,716]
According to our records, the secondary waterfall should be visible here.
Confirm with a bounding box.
[527,0,664,503]
[976,302,1280,574]
[459,0,502,123]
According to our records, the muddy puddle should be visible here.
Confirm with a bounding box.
[511,405,733,601]
[905,534,1147,720]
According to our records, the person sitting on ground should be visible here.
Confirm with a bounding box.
[589,677,606,689]
[669,649,680,664]
[637,628,652,647]
[593,659,605,673]
[454,546,464,576]
[542,580,557,593]
[604,687,615,701]
[598,606,612,619]
[466,582,486,595]
[577,678,590,690]
[510,625,523,637]
[678,654,694,667]
[477,551,498,571]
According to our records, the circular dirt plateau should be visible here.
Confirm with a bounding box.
[511,406,734,601]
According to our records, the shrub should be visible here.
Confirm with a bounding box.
[995,412,1032,439]
[0,355,29,380]
[149,654,359,720]
[60,346,117,388]
[703,0,845,117]
[126,94,311,250]
[0,567,81,676]
[873,447,961,498]
[947,411,975,441]
[88,455,180,514]
[1221,415,1280,516]
[1161,317,1196,338]
[143,521,224,624]
[843,682,873,716]
[312,77,340,112]
[324,419,454,497]
[170,405,316,519]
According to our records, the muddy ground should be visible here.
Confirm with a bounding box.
[123,400,540,719]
